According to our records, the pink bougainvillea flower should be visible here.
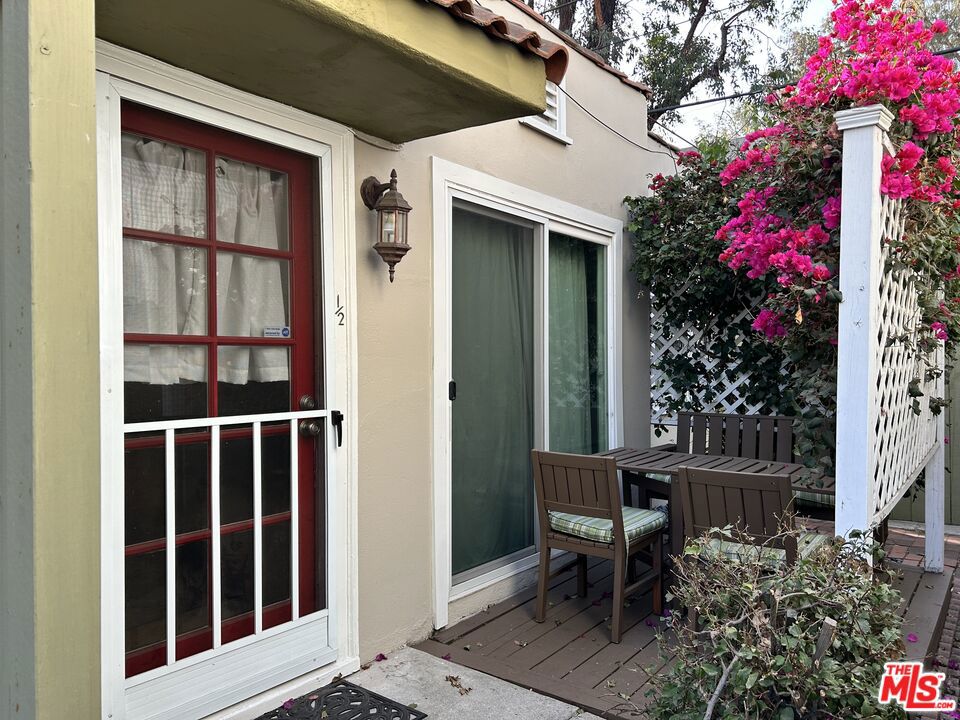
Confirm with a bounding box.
[897,141,925,171]
[644,618,656,627]
[752,309,788,339]
[906,632,919,643]
[374,653,388,662]
[282,699,296,710]
[812,265,832,281]
[442,653,452,661]
[932,321,949,340]
[822,195,842,230]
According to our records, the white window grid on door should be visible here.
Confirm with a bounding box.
[124,409,330,667]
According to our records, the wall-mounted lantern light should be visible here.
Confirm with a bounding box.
[360,169,412,283]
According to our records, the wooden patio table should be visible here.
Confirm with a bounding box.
[596,447,836,554]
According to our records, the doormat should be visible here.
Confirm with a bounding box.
[257,679,428,720]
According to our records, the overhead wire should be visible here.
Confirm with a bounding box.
[557,85,680,168]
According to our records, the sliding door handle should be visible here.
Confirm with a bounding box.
[449,380,457,401]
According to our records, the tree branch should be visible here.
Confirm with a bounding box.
[682,0,711,54]
[649,1,761,127]
[703,648,743,720]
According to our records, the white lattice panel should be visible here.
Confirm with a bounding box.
[650,294,766,424]
[871,195,939,523]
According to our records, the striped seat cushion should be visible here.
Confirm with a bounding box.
[548,506,667,548]
[698,531,830,565]
[643,473,672,483]
[794,490,836,507]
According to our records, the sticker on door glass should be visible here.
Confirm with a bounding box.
[263,326,291,338]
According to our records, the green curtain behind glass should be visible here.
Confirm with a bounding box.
[451,208,535,577]
[549,234,607,454]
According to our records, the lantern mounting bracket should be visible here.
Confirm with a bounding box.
[360,175,393,210]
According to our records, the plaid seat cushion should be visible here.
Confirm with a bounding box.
[548,506,667,548]
[699,530,829,565]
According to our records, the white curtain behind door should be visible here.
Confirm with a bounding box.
[121,134,289,386]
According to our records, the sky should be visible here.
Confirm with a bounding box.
[641,0,837,146]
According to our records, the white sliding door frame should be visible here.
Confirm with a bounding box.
[96,42,359,720]
[431,157,624,628]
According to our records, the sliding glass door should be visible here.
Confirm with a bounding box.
[549,233,607,454]
[451,207,536,578]
[450,203,611,584]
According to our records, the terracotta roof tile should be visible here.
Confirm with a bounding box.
[426,0,569,84]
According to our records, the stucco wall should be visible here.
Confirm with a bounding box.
[353,0,665,659]
[1,0,101,717]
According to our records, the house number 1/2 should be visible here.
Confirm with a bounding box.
[335,294,345,327]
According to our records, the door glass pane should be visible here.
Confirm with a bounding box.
[122,133,207,238]
[549,234,608,454]
[123,239,208,335]
[176,540,210,645]
[451,207,535,577]
[217,347,290,416]
[221,427,255,526]
[124,345,208,423]
[216,157,289,251]
[126,550,165,653]
[262,429,292,516]
[216,253,290,337]
[125,441,209,546]
[222,529,254,622]
[263,521,292,611]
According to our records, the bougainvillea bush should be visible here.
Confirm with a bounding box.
[629,0,960,471]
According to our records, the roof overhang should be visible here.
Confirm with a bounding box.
[95,0,565,143]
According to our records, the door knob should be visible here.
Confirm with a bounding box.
[299,395,318,410]
[299,420,322,437]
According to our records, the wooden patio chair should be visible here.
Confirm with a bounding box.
[672,412,795,460]
[627,412,796,545]
[532,450,666,643]
[676,465,829,566]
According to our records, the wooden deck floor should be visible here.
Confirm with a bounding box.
[418,552,954,719]
[418,558,672,719]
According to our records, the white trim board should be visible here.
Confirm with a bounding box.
[431,157,624,629]
[96,42,360,720]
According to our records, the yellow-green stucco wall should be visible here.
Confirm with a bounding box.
[0,0,101,718]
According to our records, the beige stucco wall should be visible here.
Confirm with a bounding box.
[353,0,666,659]
[0,0,101,717]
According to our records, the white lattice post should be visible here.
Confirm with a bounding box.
[925,342,946,572]
[834,105,894,541]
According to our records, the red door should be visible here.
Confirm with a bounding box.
[119,103,324,677]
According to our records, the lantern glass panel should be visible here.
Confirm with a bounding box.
[396,211,408,246]
[380,209,397,244]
